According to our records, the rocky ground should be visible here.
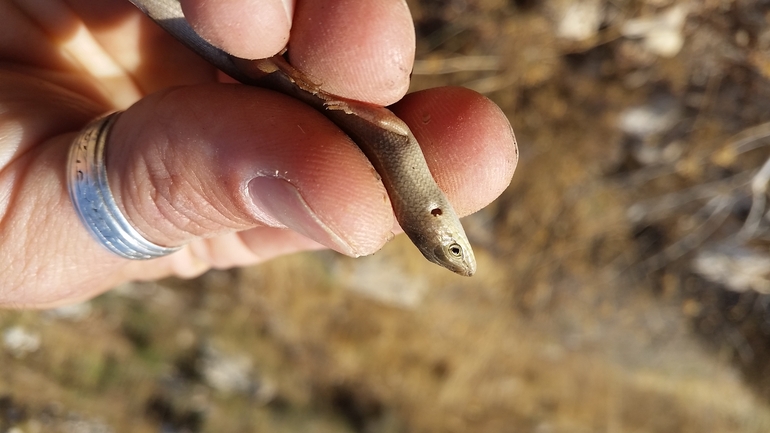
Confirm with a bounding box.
[5,0,770,432]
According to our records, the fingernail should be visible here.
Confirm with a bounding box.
[248,177,357,256]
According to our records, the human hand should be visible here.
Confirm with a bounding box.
[0,0,517,308]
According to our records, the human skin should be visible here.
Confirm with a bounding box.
[0,0,518,308]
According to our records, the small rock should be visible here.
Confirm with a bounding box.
[634,140,684,166]
[556,0,604,41]
[693,246,770,294]
[62,417,113,433]
[339,257,429,308]
[2,326,41,358]
[618,96,681,139]
[199,345,254,396]
[621,5,688,57]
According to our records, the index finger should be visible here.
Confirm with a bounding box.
[180,0,415,106]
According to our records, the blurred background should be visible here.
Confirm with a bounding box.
[5,0,770,431]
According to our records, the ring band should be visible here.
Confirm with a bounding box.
[67,112,182,260]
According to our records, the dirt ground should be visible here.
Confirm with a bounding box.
[5,0,770,432]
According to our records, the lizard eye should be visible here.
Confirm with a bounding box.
[448,243,463,258]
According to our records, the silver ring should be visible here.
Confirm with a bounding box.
[67,112,182,259]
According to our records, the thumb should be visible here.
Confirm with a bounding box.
[0,81,395,307]
[106,83,395,256]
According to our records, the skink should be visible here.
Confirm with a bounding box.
[128,0,477,276]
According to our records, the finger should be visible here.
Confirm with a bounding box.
[392,87,518,216]
[179,0,294,60]
[0,0,75,71]
[289,0,415,105]
[177,0,415,106]
[108,83,395,256]
[0,68,105,165]
[64,0,218,96]
[118,227,327,282]
[0,80,392,307]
